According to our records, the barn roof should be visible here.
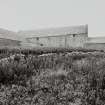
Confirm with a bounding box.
[18,25,88,38]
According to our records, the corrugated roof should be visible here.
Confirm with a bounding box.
[18,25,88,38]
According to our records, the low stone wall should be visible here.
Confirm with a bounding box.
[84,43,105,51]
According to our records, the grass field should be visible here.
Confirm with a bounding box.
[0,48,105,105]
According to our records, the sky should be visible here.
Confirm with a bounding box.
[0,0,105,37]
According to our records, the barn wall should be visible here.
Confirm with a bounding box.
[66,34,87,48]
[48,36,65,47]
[26,36,65,47]
[26,33,88,48]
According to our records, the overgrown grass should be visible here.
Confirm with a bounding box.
[0,51,105,104]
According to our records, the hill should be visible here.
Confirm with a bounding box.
[0,28,21,41]
[0,28,21,47]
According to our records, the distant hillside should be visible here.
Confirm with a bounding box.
[0,38,21,48]
[0,28,22,48]
[0,28,22,41]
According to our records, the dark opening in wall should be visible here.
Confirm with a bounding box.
[36,37,39,40]
[73,34,76,37]
[40,44,43,46]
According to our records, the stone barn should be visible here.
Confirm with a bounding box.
[19,25,88,48]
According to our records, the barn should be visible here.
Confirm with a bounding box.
[19,25,88,48]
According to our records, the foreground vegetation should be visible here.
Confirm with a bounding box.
[0,48,105,105]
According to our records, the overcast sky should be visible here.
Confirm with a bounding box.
[0,0,105,37]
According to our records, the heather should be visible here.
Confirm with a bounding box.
[0,48,105,105]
